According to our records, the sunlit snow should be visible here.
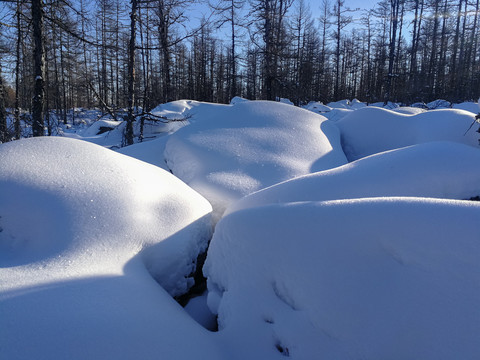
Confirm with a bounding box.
[1,98,480,359]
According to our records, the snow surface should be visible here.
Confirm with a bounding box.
[2,98,480,359]
[426,99,451,109]
[337,106,479,160]
[0,137,225,360]
[164,100,347,221]
[0,137,213,295]
[304,101,332,113]
[205,198,480,359]
[227,141,480,214]
[391,106,426,115]
[453,101,480,114]
[327,99,352,109]
[117,135,171,170]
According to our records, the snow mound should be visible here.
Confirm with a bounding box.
[411,102,429,109]
[117,135,171,170]
[327,99,351,109]
[453,101,479,114]
[303,101,332,113]
[228,142,480,214]
[337,106,479,160]
[320,108,353,122]
[0,137,213,295]
[350,98,367,109]
[230,96,250,105]
[150,99,195,119]
[392,106,426,115]
[205,198,480,359]
[368,101,399,109]
[427,99,451,109]
[278,98,294,105]
[164,100,347,221]
[80,119,122,137]
[0,137,223,359]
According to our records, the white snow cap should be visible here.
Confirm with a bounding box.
[0,137,223,360]
[164,100,347,221]
[337,106,479,161]
[205,198,480,359]
[228,141,480,214]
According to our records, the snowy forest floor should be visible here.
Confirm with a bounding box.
[1,98,480,360]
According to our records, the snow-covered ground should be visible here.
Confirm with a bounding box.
[163,100,347,221]
[336,107,478,161]
[1,99,480,359]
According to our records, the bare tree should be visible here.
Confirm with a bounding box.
[249,0,294,100]
[211,0,245,101]
[331,0,355,100]
[318,0,331,101]
[14,0,23,139]
[125,0,138,146]
[156,0,197,102]
[383,0,403,104]
[0,62,7,143]
[32,0,46,137]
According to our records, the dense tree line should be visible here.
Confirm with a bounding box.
[0,0,480,140]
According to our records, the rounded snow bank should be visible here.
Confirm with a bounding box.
[0,137,224,359]
[452,101,479,114]
[228,141,480,213]
[205,198,480,359]
[164,100,347,222]
[337,107,479,160]
[0,136,212,296]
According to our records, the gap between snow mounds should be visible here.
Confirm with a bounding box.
[134,210,219,332]
[137,213,213,299]
[124,229,219,332]
[226,141,480,215]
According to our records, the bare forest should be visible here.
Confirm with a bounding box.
[0,0,480,143]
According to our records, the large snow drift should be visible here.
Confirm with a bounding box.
[164,100,347,221]
[0,137,223,359]
[205,198,480,360]
[337,107,479,160]
[228,141,480,213]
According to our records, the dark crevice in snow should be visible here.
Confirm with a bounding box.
[275,342,290,357]
[96,126,116,135]
[176,250,219,331]
[175,250,208,307]
[468,195,480,201]
[173,231,220,332]
[174,247,219,332]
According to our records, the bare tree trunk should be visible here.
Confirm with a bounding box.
[60,31,68,124]
[384,0,400,104]
[32,0,45,137]
[80,0,91,108]
[466,0,479,98]
[334,1,341,100]
[450,0,462,92]
[14,0,22,139]
[409,0,423,99]
[428,0,440,99]
[262,0,271,100]
[437,0,448,97]
[126,0,138,146]
[158,1,172,103]
[0,63,7,143]
[230,0,237,101]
